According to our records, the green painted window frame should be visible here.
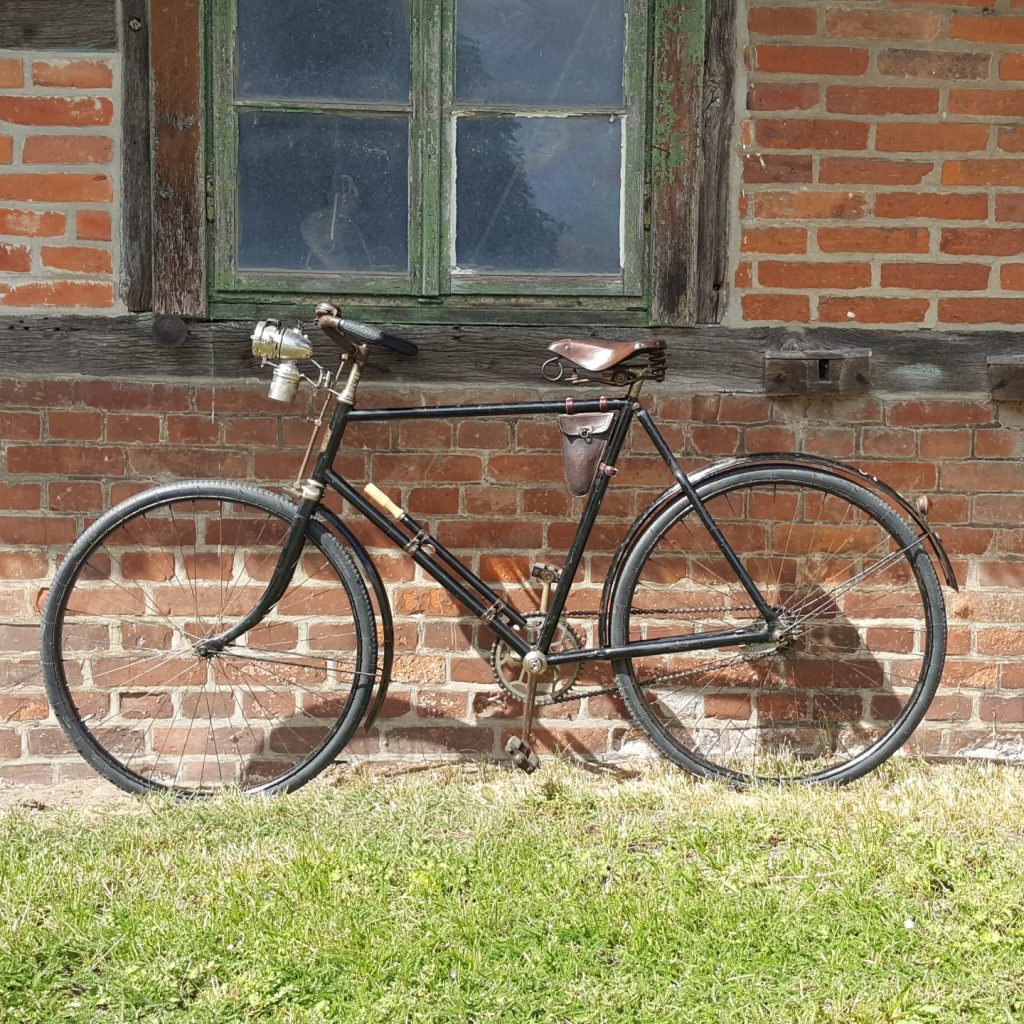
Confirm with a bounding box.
[206,0,706,326]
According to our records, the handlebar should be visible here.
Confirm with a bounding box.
[315,303,419,357]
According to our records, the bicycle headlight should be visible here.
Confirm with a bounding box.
[251,320,313,361]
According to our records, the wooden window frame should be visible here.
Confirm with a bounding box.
[137,0,734,327]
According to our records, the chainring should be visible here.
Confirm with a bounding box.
[490,613,584,705]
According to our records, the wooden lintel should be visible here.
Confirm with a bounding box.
[1,316,1022,397]
[0,0,116,50]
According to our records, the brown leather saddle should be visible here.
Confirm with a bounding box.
[547,338,665,373]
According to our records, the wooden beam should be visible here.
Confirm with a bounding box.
[0,0,115,50]
[648,0,705,326]
[695,0,737,325]
[150,0,206,318]
[119,0,152,312]
[1,316,1021,396]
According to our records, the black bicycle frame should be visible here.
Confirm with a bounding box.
[201,391,776,661]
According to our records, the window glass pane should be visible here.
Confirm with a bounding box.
[455,116,621,275]
[236,0,410,103]
[456,0,625,107]
[237,112,409,273]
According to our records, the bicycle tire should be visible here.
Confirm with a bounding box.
[608,466,946,785]
[41,481,377,797]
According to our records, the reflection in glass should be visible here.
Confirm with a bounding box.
[237,112,408,273]
[237,0,410,103]
[456,0,625,107]
[455,116,621,275]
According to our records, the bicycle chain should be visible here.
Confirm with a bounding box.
[535,604,761,706]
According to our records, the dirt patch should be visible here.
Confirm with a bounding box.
[0,776,137,813]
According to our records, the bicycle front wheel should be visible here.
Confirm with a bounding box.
[609,467,946,785]
[41,481,377,796]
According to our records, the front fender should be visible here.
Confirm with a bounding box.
[314,506,395,730]
[598,451,959,644]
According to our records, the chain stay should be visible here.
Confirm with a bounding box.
[540,604,761,706]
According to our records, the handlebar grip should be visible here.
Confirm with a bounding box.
[337,318,384,344]
[379,333,419,356]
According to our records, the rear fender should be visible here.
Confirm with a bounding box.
[597,452,958,644]
[314,506,394,730]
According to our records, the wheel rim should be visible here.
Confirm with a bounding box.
[616,473,941,783]
[48,491,370,795]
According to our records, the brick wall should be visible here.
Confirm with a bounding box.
[1,376,1022,784]
[0,51,120,313]
[735,0,1024,326]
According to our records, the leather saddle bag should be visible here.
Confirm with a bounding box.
[557,412,614,497]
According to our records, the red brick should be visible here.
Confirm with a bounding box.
[876,122,989,153]
[818,226,929,254]
[76,210,111,241]
[1000,265,1024,291]
[31,60,113,89]
[0,243,30,272]
[941,228,1024,256]
[22,135,113,165]
[41,245,112,275]
[758,261,871,290]
[0,281,113,308]
[755,191,867,220]
[373,454,483,483]
[76,381,191,412]
[0,136,11,164]
[919,430,971,459]
[130,447,248,479]
[0,208,65,236]
[0,517,77,546]
[740,227,807,254]
[743,153,812,183]
[756,119,869,151]
[943,160,1024,187]
[825,85,938,115]
[748,7,818,35]
[408,486,460,514]
[48,481,102,511]
[0,59,24,88]
[880,263,990,291]
[1000,54,1024,81]
[997,128,1024,158]
[747,83,819,111]
[949,90,1024,118]
[0,483,41,511]
[0,96,113,126]
[950,14,1024,43]
[876,193,987,221]
[48,410,102,440]
[456,420,510,450]
[975,429,1019,458]
[755,45,870,76]
[107,414,161,444]
[819,158,931,185]
[939,298,1024,324]
[735,261,753,288]
[889,400,991,427]
[0,173,111,203]
[826,9,940,40]
[741,294,810,322]
[818,297,929,324]
[3,412,41,440]
[7,444,125,476]
[878,49,989,81]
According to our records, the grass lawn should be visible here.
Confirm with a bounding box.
[1,760,1023,1023]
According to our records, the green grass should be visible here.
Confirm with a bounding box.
[2,760,1024,1023]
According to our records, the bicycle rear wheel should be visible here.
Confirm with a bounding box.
[41,481,376,796]
[609,467,946,785]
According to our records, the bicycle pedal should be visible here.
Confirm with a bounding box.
[530,563,561,584]
[504,735,541,774]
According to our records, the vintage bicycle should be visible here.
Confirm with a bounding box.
[41,303,957,796]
